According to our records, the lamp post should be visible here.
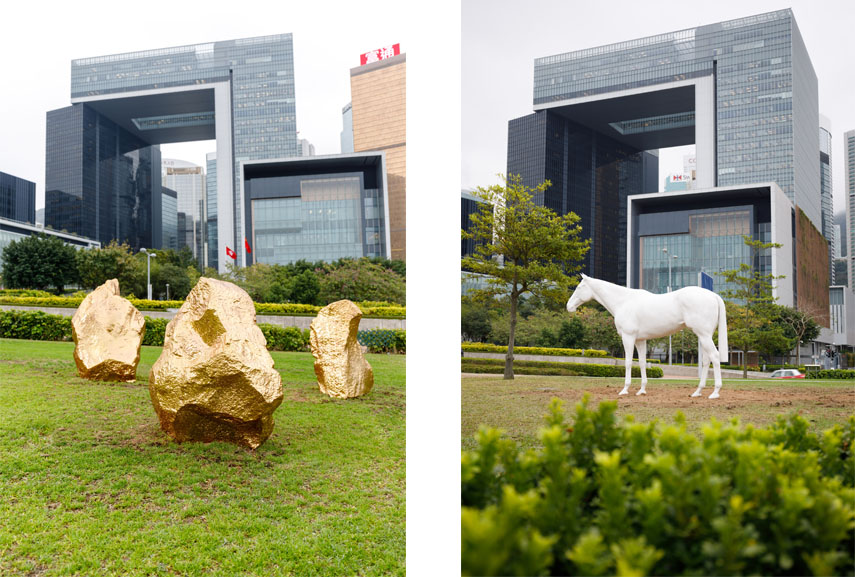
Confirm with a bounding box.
[166,283,170,301]
[141,248,156,300]
[662,247,678,365]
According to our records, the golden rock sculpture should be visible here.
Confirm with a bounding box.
[310,299,374,398]
[149,277,283,449]
[72,278,145,382]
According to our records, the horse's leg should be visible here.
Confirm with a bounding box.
[619,333,635,396]
[636,340,648,395]
[699,335,722,399]
[691,338,709,397]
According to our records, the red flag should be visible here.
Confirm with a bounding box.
[244,237,252,254]
[226,246,236,260]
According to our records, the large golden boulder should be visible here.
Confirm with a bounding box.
[149,277,283,449]
[310,300,374,398]
[72,278,145,382]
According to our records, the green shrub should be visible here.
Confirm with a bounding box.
[462,397,855,577]
[805,369,855,379]
[462,342,609,358]
[358,329,406,353]
[0,289,54,298]
[141,317,168,346]
[0,310,72,341]
[259,324,310,352]
[461,357,663,378]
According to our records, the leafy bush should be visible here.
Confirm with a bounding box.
[461,357,663,378]
[141,317,168,346]
[259,324,310,351]
[0,289,54,298]
[462,342,609,358]
[462,397,855,577]
[358,329,406,353]
[805,369,855,379]
[0,310,72,341]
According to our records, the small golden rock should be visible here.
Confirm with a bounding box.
[149,277,283,449]
[72,278,145,382]
[310,300,374,398]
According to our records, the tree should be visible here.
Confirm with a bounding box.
[771,304,822,365]
[462,174,590,379]
[461,297,492,342]
[719,236,784,377]
[1,234,79,293]
[317,258,405,305]
[76,241,145,297]
[290,269,321,305]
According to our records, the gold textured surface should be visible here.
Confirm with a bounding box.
[72,279,145,382]
[149,277,283,449]
[310,300,374,399]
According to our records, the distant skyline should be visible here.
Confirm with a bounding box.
[462,0,855,214]
[1,1,410,212]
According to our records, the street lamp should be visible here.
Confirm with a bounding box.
[141,248,156,300]
[662,247,678,365]
[166,283,170,301]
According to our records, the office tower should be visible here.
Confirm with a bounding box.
[45,33,297,268]
[163,158,205,267]
[206,152,217,270]
[350,47,406,260]
[341,102,354,153]
[509,9,820,288]
[820,118,834,284]
[161,186,178,250]
[0,171,36,224]
[847,130,855,291]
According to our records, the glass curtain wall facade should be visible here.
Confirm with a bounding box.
[206,152,218,270]
[163,159,205,267]
[846,130,855,292]
[507,111,658,284]
[820,123,834,283]
[0,172,36,224]
[48,34,296,267]
[161,187,178,250]
[45,105,161,251]
[532,8,819,226]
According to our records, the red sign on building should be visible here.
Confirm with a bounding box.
[360,43,400,66]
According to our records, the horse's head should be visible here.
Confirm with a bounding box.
[566,274,593,313]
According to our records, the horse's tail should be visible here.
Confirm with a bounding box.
[717,294,728,363]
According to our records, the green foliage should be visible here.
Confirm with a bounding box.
[463,174,590,379]
[461,342,609,358]
[75,241,146,297]
[258,324,310,351]
[141,317,168,346]
[1,233,79,293]
[0,310,72,341]
[317,258,406,305]
[462,397,855,576]
[461,357,663,378]
[356,329,406,354]
[805,369,855,379]
[461,298,492,342]
[0,289,54,297]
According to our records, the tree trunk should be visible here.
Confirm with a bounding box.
[505,290,518,380]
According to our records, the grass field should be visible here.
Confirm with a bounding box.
[0,338,405,576]
[462,373,855,450]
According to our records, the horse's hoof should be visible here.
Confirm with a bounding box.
[709,391,720,399]
[618,390,629,396]
[691,391,702,398]
[636,390,646,396]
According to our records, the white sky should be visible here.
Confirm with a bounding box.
[462,0,855,214]
[1,1,411,211]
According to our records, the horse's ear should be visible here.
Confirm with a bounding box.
[580,273,589,279]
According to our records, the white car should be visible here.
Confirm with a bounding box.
[769,369,805,379]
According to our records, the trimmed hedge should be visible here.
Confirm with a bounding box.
[258,324,310,352]
[141,317,168,346]
[805,369,855,379]
[0,310,72,341]
[462,396,855,577]
[357,329,406,353]
[0,295,406,319]
[462,342,609,358]
[462,357,663,378]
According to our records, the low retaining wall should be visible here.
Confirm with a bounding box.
[0,305,406,330]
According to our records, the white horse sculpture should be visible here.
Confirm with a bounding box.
[566,274,728,399]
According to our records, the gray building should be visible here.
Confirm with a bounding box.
[847,130,855,292]
[162,158,205,266]
[509,9,820,286]
[0,217,100,274]
[45,33,297,271]
[240,152,390,265]
[161,186,178,250]
[0,171,36,224]
[206,152,218,270]
[820,117,834,284]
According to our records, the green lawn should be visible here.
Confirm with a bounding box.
[0,338,405,576]
[462,373,855,450]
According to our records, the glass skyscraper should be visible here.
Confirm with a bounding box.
[46,33,297,269]
[509,9,819,286]
[0,171,36,225]
[206,152,218,270]
[819,119,834,284]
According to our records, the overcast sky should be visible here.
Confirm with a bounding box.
[462,0,855,214]
[1,1,413,212]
